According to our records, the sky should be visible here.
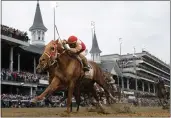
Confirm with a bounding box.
[2,1,170,63]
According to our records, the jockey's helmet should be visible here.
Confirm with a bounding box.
[67,35,78,44]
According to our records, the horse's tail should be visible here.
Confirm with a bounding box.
[89,61,116,103]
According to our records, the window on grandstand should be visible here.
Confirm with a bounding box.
[42,37,44,41]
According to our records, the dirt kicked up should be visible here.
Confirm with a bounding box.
[1,106,170,117]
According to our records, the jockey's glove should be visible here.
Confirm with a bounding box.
[63,44,69,50]
[69,48,77,53]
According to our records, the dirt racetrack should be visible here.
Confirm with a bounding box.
[1,106,170,117]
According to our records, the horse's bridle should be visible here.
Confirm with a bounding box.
[43,43,66,67]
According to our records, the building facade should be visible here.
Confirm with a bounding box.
[101,52,170,95]
[90,24,170,96]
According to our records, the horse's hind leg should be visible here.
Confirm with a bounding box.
[96,81,116,103]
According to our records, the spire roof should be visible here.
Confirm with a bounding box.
[29,1,47,31]
[89,30,102,54]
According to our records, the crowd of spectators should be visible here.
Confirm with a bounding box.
[120,96,160,107]
[1,94,34,108]
[1,94,74,108]
[1,92,162,108]
[1,24,30,42]
[1,68,48,83]
[138,97,160,107]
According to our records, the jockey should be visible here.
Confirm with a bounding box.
[62,35,90,72]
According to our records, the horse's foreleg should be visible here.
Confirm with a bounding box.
[75,87,81,112]
[66,81,75,113]
[32,77,60,102]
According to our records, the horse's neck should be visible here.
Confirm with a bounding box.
[58,53,71,70]
[48,65,57,78]
[47,54,72,80]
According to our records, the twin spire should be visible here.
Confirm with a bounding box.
[29,0,47,31]
[29,1,101,53]
[89,22,102,54]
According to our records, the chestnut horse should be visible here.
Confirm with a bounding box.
[31,40,116,113]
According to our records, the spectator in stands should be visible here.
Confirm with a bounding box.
[1,24,30,42]
[1,68,48,83]
[1,93,67,108]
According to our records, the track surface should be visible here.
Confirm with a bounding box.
[1,106,170,117]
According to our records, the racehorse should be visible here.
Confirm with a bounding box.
[155,78,169,108]
[31,39,116,113]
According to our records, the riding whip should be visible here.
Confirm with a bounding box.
[55,24,61,41]
[55,24,67,49]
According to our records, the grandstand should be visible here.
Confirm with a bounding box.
[100,52,170,96]
[89,21,170,98]
[1,24,48,96]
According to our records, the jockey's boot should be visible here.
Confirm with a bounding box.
[79,54,90,78]
[81,56,90,72]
